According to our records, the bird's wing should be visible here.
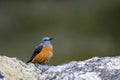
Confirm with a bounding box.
[26,45,43,63]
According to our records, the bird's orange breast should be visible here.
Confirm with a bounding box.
[32,45,53,64]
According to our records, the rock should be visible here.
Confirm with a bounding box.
[0,56,120,80]
[0,56,38,80]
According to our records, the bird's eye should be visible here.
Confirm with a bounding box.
[44,39,47,41]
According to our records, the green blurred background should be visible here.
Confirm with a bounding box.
[0,1,120,65]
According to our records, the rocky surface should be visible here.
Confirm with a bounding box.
[0,56,120,80]
[0,56,38,80]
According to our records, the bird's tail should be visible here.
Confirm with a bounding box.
[26,59,32,63]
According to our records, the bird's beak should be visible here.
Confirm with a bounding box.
[49,38,53,41]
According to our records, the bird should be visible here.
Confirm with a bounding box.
[26,37,53,64]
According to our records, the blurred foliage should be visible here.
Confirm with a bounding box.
[0,1,120,65]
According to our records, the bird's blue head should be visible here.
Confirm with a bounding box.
[41,37,53,46]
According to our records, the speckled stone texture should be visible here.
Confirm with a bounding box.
[33,56,120,80]
[0,56,120,80]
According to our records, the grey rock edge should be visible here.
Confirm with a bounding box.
[0,56,120,80]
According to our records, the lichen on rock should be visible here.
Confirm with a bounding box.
[0,56,120,80]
